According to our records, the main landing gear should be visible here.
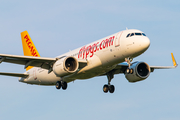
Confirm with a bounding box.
[103,57,133,93]
[56,81,68,90]
[103,71,115,93]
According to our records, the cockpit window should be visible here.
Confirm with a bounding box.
[142,33,146,36]
[135,33,142,35]
[126,33,130,37]
[126,32,147,38]
[130,33,134,37]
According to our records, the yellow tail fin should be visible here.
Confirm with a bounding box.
[21,31,40,71]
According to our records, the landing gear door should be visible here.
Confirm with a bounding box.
[115,32,123,47]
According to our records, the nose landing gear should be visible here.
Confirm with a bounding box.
[125,57,133,68]
[125,57,134,74]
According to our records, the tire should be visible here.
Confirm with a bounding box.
[56,81,61,89]
[62,81,68,90]
[130,69,134,74]
[109,85,115,93]
[103,84,109,93]
[126,68,130,74]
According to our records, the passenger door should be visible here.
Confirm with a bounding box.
[115,31,123,47]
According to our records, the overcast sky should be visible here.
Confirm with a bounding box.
[0,0,180,120]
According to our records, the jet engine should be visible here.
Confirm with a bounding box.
[53,56,79,77]
[125,62,150,82]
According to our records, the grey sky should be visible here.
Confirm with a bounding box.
[0,0,180,120]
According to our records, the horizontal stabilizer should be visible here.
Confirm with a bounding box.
[0,72,29,77]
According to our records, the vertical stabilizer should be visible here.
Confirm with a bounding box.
[21,31,40,71]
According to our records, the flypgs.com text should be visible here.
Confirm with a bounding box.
[78,36,115,59]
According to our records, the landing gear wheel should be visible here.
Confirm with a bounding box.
[61,81,68,90]
[56,81,61,89]
[103,84,109,93]
[130,69,134,74]
[126,68,130,74]
[109,85,115,93]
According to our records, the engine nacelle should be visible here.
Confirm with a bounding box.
[125,62,150,82]
[53,56,79,77]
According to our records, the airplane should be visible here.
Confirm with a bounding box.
[0,29,177,93]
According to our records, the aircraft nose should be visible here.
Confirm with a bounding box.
[141,37,150,50]
[144,37,150,48]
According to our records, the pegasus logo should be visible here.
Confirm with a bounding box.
[24,35,38,57]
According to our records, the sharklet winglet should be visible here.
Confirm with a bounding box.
[171,53,178,67]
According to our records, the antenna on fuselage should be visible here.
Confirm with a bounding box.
[126,27,128,30]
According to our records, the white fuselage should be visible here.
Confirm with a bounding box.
[19,29,150,85]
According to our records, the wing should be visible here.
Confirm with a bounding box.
[150,53,178,72]
[0,54,87,70]
[0,54,56,70]
[107,53,178,75]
